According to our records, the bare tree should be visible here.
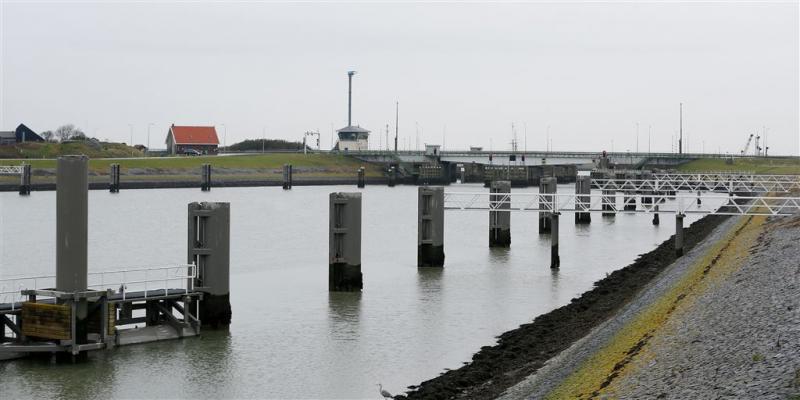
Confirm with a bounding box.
[55,124,75,141]
[40,130,55,142]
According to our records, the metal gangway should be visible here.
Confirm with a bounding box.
[0,164,32,195]
[0,264,201,356]
[592,175,800,194]
[442,192,800,216]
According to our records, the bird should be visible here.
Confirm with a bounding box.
[376,383,393,399]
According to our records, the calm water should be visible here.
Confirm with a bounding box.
[0,184,708,399]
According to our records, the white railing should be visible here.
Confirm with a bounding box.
[591,178,800,193]
[653,173,800,183]
[0,264,196,311]
[443,192,800,216]
[0,165,23,175]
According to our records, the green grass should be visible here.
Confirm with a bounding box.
[0,153,381,177]
[0,141,144,159]
[677,157,800,175]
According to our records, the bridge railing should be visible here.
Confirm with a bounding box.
[591,178,800,193]
[0,165,23,175]
[443,192,800,216]
[0,264,196,310]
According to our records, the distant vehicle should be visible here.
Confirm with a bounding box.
[183,149,202,156]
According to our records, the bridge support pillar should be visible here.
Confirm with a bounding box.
[282,164,293,190]
[56,156,90,347]
[652,205,660,225]
[109,163,120,193]
[697,191,701,205]
[418,187,445,267]
[602,190,616,217]
[574,176,591,224]
[551,212,560,269]
[19,164,31,195]
[329,193,363,291]
[675,213,685,256]
[539,177,556,233]
[201,164,211,191]
[357,167,365,188]
[188,202,231,328]
[489,181,511,247]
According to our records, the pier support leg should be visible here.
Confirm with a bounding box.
[574,175,591,224]
[188,202,231,327]
[697,191,701,205]
[602,190,616,217]
[675,213,685,256]
[201,164,212,191]
[539,177,556,233]
[329,193,363,291]
[357,167,365,188]
[109,164,120,193]
[489,181,511,247]
[282,164,293,190]
[652,205,660,225]
[19,164,31,195]
[388,166,397,187]
[551,212,560,269]
[418,187,445,267]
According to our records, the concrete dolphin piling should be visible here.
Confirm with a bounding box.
[675,213,685,256]
[282,164,293,190]
[418,186,445,267]
[574,176,591,224]
[489,181,511,247]
[109,163,120,193]
[652,204,660,225]
[188,202,232,327]
[550,212,560,269]
[329,192,363,291]
[56,156,91,349]
[539,177,557,233]
[19,164,31,195]
[388,166,397,187]
[357,167,366,188]
[201,164,212,191]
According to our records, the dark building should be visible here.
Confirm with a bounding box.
[15,124,44,142]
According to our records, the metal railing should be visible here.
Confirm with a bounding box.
[591,177,800,193]
[0,165,23,175]
[653,173,800,182]
[443,192,800,216]
[0,264,196,311]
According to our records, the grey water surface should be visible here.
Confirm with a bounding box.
[0,184,707,399]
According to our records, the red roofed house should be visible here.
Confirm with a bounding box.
[165,124,220,155]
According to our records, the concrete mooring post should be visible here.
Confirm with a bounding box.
[539,177,557,233]
[282,164,293,190]
[696,191,702,205]
[18,164,31,195]
[201,164,212,191]
[329,193,363,291]
[574,175,591,224]
[550,212,560,269]
[652,204,660,225]
[56,156,90,346]
[109,163,120,193]
[489,181,511,247]
[418,186,445,267]
[357,167,365,188]
[188,202,231,327]
[675,213,685,256]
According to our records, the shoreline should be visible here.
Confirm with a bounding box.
[398,213,730,399]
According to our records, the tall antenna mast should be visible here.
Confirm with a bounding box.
[347,71,356,126]
[678,102,683,154]
[394,101,399,153]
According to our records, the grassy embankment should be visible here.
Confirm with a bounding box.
[678,157,800,174]
[0,142,381,183]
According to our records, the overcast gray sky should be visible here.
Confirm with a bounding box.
[1,1,798,155]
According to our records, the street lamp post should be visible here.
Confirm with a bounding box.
[128,124,134,157]
[147,123,154,156]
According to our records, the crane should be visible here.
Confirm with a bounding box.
[740,133,754,155]
[303,130,321,155]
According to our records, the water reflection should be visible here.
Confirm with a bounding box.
[416,267,444,296]
[327,292,362,341]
